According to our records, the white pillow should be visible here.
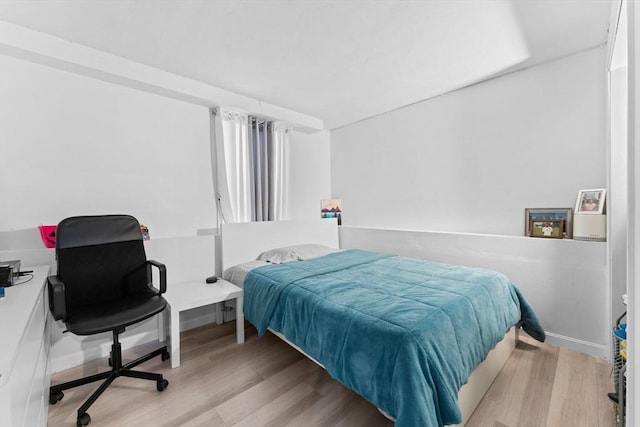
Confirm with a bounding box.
[256,244,339,264]
[288,244,340,260]
[222,260,269,286]
[255,247,299,264]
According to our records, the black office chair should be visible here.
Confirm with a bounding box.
[48,215,170,427]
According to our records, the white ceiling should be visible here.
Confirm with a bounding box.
[0,0,613,130]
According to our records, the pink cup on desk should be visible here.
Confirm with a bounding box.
[38,225,57,248]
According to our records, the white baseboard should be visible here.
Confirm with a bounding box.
[181,311,218,331]
[544,331,610,360]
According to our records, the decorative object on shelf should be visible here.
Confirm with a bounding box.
[573,188,607,242]
[574,214,607,241]
[528,219,564,239]
[574,188,606,214]
[321,199,342,225]
[37,224,57,248]
[140,224,150,240]
[524,208,573,238]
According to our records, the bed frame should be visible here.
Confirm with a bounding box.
[220,219,516,426]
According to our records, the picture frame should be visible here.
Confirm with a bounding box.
[321,199,342,225]
[575,189,606,214]
[524,208,573,239]
[529,219,564,239]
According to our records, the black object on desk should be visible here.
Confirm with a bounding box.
[0,266,13,287]
[206,276,218,284]
[0,260,21,286]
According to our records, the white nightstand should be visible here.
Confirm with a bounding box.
[159,279,244,368]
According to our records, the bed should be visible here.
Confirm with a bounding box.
[220,219,544,427]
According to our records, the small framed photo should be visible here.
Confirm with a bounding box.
[575,189,606,214]
[529,219,564,239]
[525,208,573,238]
[321,199,342,225]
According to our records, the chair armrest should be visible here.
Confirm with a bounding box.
[147,259,167,295]
[47,275,67,321]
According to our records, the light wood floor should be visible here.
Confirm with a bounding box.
[48,322,616,427]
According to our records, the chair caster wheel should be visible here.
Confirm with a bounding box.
[157,379,169,391]
[77,412,91,426]
[161,350,170,362]
[49,390,64,405]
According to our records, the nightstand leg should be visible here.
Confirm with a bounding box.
[216,302,224,325]
[236,295,245,344]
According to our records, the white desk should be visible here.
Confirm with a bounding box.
[159,279,244,368]
[0,265,51,427]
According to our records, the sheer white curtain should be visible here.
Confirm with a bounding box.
[268,121,289,221]
[212,108,289,224]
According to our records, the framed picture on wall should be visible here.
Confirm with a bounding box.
[529,219,564,239]
[575,189,606,214]
[321,199,342,225]
[524,208,573,238]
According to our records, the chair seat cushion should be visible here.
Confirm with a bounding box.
[66,289,167,335]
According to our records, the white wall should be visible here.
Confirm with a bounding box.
[0,53,330,241]
[288,130,332,220]
[331,48,607,236]
[609,66,628,324]
[0,54,216,238]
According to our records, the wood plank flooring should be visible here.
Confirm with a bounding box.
[48,322,616,427]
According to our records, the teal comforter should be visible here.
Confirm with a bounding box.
[244,249,544,427]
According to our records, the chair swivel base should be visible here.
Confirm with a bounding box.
[49,331,170,427]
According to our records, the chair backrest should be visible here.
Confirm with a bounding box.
[56,215,150,312]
